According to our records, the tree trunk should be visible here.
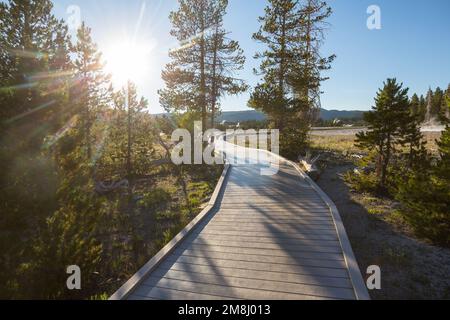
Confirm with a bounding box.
[277,12,287,132]
[381,135,392,188]
[305,0,312,105]
[82,66,91,160]
[199,4,207,132]
[126,82,132,195]
[210,23,219,129]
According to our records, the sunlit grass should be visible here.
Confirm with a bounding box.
[310,131,442,155]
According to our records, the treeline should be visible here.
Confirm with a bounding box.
[350,79,450,247]
[0,0,168,299]
[410,85,450,124]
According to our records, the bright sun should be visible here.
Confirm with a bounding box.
[103,41,152,87]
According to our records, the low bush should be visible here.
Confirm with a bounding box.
[344,171,379,194]
[138,188,172,210]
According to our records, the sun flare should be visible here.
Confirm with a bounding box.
[103,41,153,86]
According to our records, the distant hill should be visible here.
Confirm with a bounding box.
[216,110,267,123]
[319,109,365,121]
[217,109,365,123]
[155,108,366,123]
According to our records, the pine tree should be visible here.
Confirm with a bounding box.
[396,97,450,246]
[0,0,71,136]
[0,0,74,298]
[410,94,420,115]
[432,87,444,120]
[356,79,411,189]
[72,22,112,160]
[293,0,335,116]
[442,84,450,122]
[110,82,151,182]
[159,0,215,130]
[207,0,247,127]
[418,94,427,122]
[398,95,427,169]
[159,0,245,131]
[27,123,113,299]
[249,0,334,158]
[437,96,450,178]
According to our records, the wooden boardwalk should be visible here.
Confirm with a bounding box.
[110,145,369,300]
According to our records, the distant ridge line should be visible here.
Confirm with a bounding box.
[155,109,366,122]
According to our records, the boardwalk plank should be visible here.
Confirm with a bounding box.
[156,262,353,288]
[164,255,349,278]
[176,243,345,261]
[173,248,346,269]
[149,270,356,299]
[136,277,340,300]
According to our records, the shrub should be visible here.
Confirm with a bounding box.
[138,188,171,210]
[344,171,379,194]
[396,172,450,247]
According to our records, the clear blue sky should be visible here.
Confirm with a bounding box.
[51,0,450,113]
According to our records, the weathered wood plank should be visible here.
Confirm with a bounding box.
[187,233,339,246]
[176,243,345,261]
[172,248,346,269]
[130,287,238,300]
[136,277,340,300]
[195,229,339,241]
[164,256,349,278]
[211,217,333,224]
[215,209,333,216]
[148,270,356,299]
[157,262,352,288]
[183,237,342,253]
[208,220,336,229]
[201,224,338,235]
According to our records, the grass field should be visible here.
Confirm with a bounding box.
[309,129,442,155]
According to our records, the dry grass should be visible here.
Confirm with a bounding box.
[309,134,361,154]
[309,130,442,155]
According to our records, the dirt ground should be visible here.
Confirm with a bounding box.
[316,158,450,300]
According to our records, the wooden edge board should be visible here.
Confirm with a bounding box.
[108,163,230,300]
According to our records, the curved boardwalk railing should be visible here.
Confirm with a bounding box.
[110,137,369,300]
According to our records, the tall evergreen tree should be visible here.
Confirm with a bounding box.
[249,0,334,158]
[72,22,112,160]
[442,84,450,122]
[356,79,411,189]
[159,0,214,130]
[410,94,420,115]
[399,99,427,169]
[0,0,73,298]
[111,82,151,182]
[0,0,71,134]
[432,87,444,119]
[418,94,427,122]
[159,0,245,130]
[207,0,247,127]
[396,97,450,247]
